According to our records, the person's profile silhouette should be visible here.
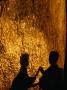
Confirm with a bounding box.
[10,53,39,90]
[39,51,64,90]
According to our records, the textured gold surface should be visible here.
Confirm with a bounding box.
[0,0,66,90]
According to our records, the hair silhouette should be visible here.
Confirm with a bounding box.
[20,53,29,67]
[39,51,64,90]
[10,53,39,90]
[49,51,59,65]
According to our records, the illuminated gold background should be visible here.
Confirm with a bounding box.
[0,0,66,90]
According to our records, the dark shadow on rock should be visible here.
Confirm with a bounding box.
[10,53,39,90]
[39,51,64,90]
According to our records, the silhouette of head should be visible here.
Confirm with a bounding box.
[49,51,59,65]
[20,53,29,68]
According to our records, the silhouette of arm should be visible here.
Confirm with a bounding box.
[33,69,40,78]
[29,69,40,84]
[30,67,44,84]
[39,67,44,74]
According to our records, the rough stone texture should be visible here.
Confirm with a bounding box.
[0,0,66,90]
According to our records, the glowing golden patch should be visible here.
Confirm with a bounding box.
[0,0,65,90]
[0,16,50,89]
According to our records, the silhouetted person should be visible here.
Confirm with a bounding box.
[10,53,39,90]
[39,51,64,90]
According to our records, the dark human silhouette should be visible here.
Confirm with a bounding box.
[10,53,39,90]
[39,51,64,90]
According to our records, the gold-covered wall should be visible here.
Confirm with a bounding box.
[0,0,66,90]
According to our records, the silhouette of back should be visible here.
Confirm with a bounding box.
[39,51,64,90]
[10,53,39,90]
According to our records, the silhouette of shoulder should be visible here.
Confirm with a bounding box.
[39,65,64,90]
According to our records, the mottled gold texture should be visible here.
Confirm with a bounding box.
[0,0,66,90]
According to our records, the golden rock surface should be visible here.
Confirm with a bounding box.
[0,0,66,90]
